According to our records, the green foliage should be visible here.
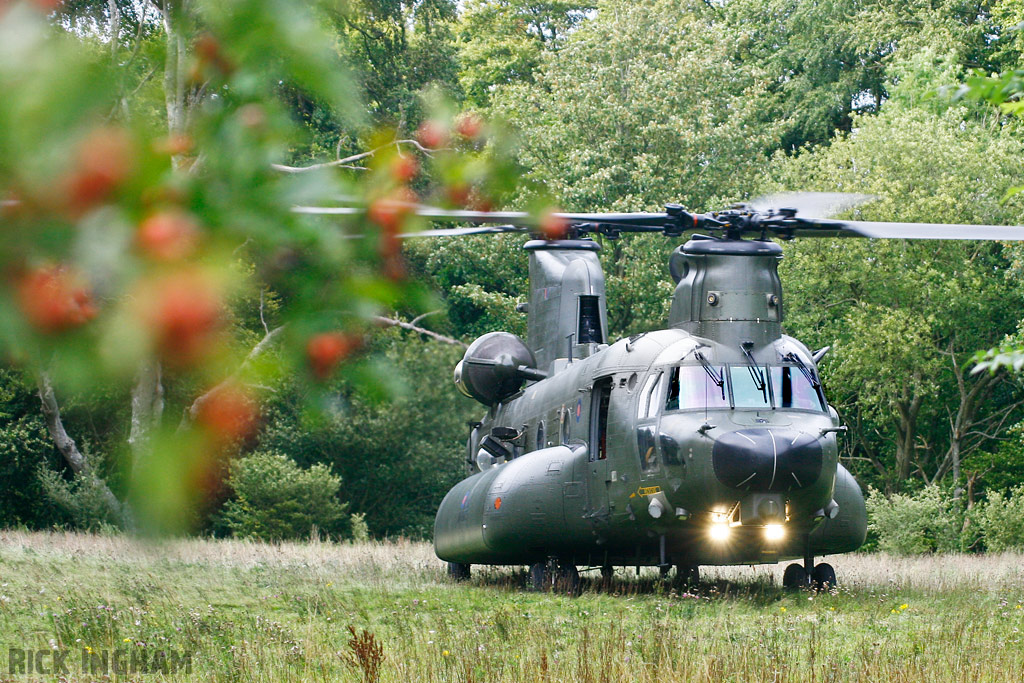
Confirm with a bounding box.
[457,0,591,107]
[725,0,1015,152]
[494,0,774,213]
[317,0,461,145]
[866,486,967,554]
[404,233,529,338]
[257,333,475,538]
[37,468,125,532]
[975,485,1024,552]
[0,371,64,528]
[769,104,1024,489]
[216,450,348,541]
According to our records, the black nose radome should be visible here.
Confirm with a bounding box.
[712,429,822,492]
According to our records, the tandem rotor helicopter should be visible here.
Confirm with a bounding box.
[298,192,1024,591]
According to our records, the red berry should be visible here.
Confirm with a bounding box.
[153,134,193,156]
[193,33,234,75]
[196,384,258,444]
[306,332,361,380]
[415,120,448,149]
[63,126,136,214]
[143,271,222,367]
[455,113,484,140]
[445,183,471,208]
[539,210,569,240]
[367,187,417,233]
[137,209,200,261]
[16,265,97,333]
[390,155,419,183]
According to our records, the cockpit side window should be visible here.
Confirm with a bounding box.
[637,371,664,419]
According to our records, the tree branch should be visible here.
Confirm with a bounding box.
[372,316,466,347]
[271,139,444,174]
[179,325,286,429]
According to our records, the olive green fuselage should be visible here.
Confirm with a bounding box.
[435,329,867,568]
[435,238,867,569]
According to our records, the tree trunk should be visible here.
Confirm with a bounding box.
[128,360,164,466]
[37,372,127,526]
[893,391,922,485]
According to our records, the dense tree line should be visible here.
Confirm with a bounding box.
[2,0,1024,540]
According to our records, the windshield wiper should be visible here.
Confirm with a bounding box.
[693,350,725,399]
[783,352,820,388]
[740,342,767,402]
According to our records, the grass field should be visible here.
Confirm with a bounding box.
[0,532,1023,681]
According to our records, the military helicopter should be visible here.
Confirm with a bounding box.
[298,192,1024,590]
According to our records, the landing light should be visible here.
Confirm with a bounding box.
[764,524,785,542]
[709,523,731,542]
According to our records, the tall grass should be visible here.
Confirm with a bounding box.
[0,531,1022,681]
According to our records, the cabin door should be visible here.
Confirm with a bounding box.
[587,378,612,515]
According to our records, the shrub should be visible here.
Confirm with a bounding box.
[37,466,125,532]
[866,485,966,554]
[975,486,1024,552]
[217,451,348,541]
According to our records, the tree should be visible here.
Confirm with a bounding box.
[256,332,476,537]
[0,0,515,534]
[216,450,349,540]
[457,0,591,108]
[769,102,1024,492]
[723,0,1017,153]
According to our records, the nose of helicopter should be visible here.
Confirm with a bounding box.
[712,428,822,492]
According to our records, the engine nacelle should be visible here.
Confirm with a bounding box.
[454,332,542,406]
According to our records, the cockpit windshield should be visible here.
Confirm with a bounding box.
[663,363,824,413]
[770,366,823,411]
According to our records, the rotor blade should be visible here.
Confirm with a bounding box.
[747,192,878,219]
[839,220,1024,240]
[786,218,1024,240]
[556,212,671,227]
[401,225,527,237]
[293,203,673,228]
[292,203,535,224]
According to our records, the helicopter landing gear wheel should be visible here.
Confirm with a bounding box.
[530,561,580,594]
[554,563,580,594]
[676,564,699,587]
[812,562,836,591]
[530,562,546,591]
[447,562,471,581]
[782,563,808,589]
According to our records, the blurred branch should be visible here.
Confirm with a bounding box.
[271,139,442,174]
[409,310,442,326]
[372,316,466,347]
[179,325,286,429]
